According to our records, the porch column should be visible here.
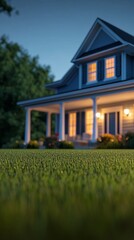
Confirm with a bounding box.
[59,102,65,141]
[46,112,51,137]
[92,97,97,143]
[25,108,31,144]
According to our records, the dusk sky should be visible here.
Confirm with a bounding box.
[0,0,134,80]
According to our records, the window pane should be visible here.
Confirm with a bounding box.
[105,57,115,79]
[69,113,76,137]
[88,62,97,82]
[86,110,93,134]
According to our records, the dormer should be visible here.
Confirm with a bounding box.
[47,18,134,94]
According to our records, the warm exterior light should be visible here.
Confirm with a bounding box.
[124,109,130,116]
[96,112,101,119]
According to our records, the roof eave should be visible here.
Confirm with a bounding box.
[73,44,129,63]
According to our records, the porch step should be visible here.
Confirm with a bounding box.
[74,141,97,149]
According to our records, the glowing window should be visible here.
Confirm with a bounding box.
[69,113,76,137]
[105,57,115,79]
[87,62,97,81]
[86,110,93,135]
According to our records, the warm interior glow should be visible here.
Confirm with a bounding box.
[86,110,93,134]
[105,57,115,79]
[69,112,76,137]
[88,62,97,81]
[124,109,130,116]
[96,112,101,119]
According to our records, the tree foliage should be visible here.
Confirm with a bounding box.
[0,0,13,15]
[0,36,54,147]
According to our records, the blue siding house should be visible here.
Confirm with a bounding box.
[18,18,134,144]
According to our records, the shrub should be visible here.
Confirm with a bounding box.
[97,133,117,144]
[97,133,123,149]
[13,140,26,149]
[27,140,39,149]
[58,141,74,149]
[44,136,58,149]
[124,132,134,149]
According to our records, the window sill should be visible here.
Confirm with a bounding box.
[86,80,98,85]
[104,77,116,81]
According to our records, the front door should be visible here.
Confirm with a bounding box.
[104,111,120,135]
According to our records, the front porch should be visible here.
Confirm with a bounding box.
[23,90,134,145]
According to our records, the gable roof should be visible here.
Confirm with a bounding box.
[99,18,134,45]
[79,41,121,58]
[46,65,78,89]
[72,18,134,62]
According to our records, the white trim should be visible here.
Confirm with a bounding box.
[59,102,65,140]
[87,28,102,51]
[24,108,31,144]
[72,18,127,62]
[98,19,127,45]
[87,27,117,52]
[18,79,134,108]
[102,106,123,134]
[46,112,51,137]
[73,44,128,64]
[91,97,98,142]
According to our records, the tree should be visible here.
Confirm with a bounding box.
[0,36,54,147]
[0,0,13,15]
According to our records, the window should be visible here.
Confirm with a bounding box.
[105,57,115,79]
[69,113,76,137]
[104,111,120,135]
[86,110,93,134]
[87,62,97,82]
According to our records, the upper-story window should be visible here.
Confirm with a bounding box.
[87,62,97,82]
[105,57,115,79]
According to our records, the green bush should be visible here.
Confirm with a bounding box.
[97,133,123,149]
[13,140,26,149]
[124,132,134,149]
[44,136,58,149]
[97,133,117,144]
[58,141,74,149]
[27,140,39,149]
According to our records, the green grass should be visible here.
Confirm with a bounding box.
[0,149,134,240]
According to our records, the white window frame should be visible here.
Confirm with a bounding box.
[104,56,116,80]
[102,106,123,135]
[87,61,97,84]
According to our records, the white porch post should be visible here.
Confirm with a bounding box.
[25,108,31,144]
[46,112,51,137]
[59,102,65,141]
[92,97,97,143]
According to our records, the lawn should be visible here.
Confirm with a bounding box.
[0,149,134,240]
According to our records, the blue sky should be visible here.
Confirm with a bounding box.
[0,0,134,80]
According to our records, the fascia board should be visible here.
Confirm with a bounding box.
[18,79,134,107]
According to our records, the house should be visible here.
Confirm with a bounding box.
[18,18,134,144]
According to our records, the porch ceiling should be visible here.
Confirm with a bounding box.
[31,90,134,113]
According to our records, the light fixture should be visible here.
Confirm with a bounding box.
[96,112,101,119]
[124,108,130,116]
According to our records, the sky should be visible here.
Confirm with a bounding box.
[0,0,134,80]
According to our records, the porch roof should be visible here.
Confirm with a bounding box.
[17,79,134,108]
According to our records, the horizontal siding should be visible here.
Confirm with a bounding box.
[57,70,79,94]
[98,101,134,136]
[122,105,134,134]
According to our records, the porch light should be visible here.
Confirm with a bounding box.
[96,112,101,119]
[124,108,130,116]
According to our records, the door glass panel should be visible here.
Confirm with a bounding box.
[109,112,116,135]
